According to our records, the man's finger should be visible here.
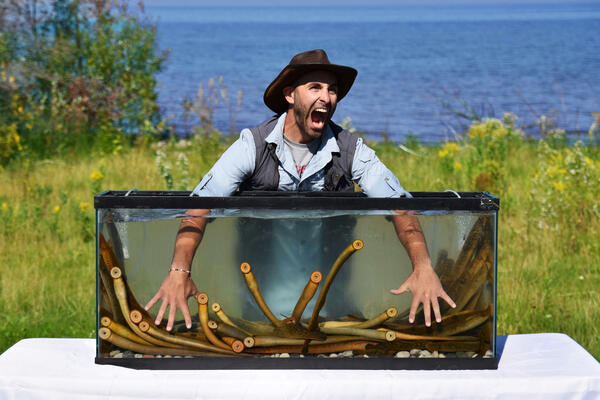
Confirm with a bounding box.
[432,296,441,323]
[390,281,409,295]
[181,302,192,329]
[188,282,199,299]
[440,290,456,308]
[144,292,160,311]
[155,299,168,326]
[423,296,431,327]
[167,303,177,331]
[408,294,420,323]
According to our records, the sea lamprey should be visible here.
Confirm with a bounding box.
[239,262,325,340]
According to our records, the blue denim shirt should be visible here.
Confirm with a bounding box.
[192,113,410,198]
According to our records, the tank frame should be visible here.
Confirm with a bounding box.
[94,191,499,370]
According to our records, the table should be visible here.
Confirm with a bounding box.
[0,333,598,399]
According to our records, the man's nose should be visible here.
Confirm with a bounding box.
[318,88,331,104]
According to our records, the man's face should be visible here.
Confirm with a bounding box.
[284,70,339,141]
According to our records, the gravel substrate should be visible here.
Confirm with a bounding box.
[107,349,495,359]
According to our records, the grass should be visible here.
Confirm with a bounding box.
[0,120,598,360]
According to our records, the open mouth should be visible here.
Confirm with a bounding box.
[310,107,328,131]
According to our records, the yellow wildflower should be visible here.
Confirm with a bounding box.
[546,165,561,179]
[17,106,23,114]
[445,143,459,152]
[491,125,508,140]
[585,157,593,166]
[438,142,459,158]
[89,170,104,181]
[1,202,8,212]
[453,161,462,171]
[1,71,5,81]
[79,202,91,213]
[468,124,487,140]
[52,205,61,214]
[8,76,14,84]
[551,181,567,191]
[11,128,23,151]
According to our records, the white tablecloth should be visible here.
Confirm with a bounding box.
[0,333,598,399]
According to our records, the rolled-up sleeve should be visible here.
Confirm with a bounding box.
[352,138,411,198]
[191,129,256,196]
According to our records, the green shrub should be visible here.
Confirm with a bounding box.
[0,0,167,166]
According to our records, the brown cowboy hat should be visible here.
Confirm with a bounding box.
[263,49,358,114]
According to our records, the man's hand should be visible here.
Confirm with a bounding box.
[144,271,199,331]
[390,264,456,326]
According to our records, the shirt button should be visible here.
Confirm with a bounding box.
[385,176,390,181]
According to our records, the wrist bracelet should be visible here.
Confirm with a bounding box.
[169,266,191,275]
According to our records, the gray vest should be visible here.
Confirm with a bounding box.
[239,115,358,192]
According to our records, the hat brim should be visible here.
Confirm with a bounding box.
[263,64,357,114]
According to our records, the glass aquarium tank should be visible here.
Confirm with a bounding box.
[95,191,498,369]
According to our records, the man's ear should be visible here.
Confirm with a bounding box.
[283,86,294,105]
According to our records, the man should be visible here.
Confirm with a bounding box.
[144,49,455,331]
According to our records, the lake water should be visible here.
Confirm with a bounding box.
[146,3,600,142]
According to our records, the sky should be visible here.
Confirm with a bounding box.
[142,0,597,6]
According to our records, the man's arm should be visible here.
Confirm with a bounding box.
[389,212,455,326]
[144,209,208,331]
[144,130,256,331]
[350,138,455,325]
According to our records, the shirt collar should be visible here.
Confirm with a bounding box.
[265,113,287,161]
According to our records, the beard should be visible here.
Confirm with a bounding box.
[292,100,335,141]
